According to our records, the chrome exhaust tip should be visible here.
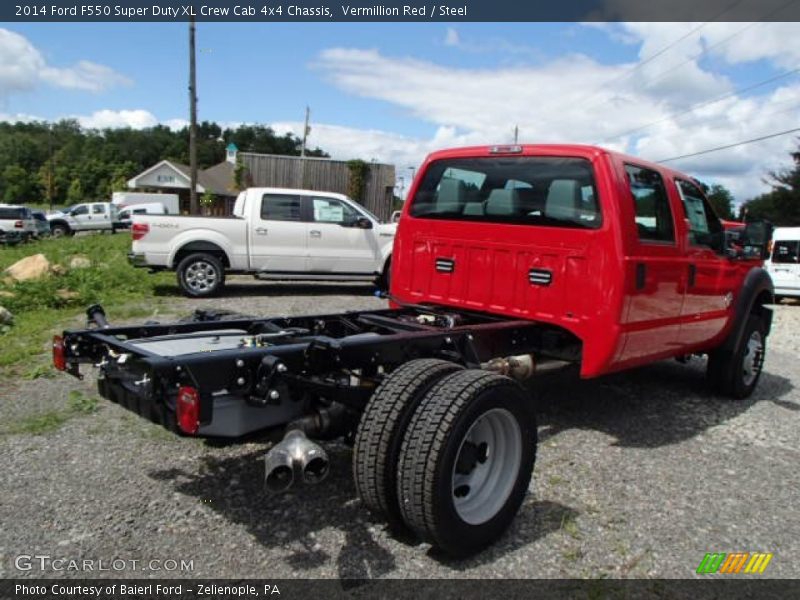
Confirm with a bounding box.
[263,429,329,493]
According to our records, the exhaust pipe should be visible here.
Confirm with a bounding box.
[264,429,329,494]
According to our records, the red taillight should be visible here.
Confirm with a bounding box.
[52,335,66,371]
[176,386,200,435]
[132,222,149,241]
[14,220,23,229]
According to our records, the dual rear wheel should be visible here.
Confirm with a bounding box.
[353,359,537,557]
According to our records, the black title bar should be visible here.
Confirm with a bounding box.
[4,0,800,22]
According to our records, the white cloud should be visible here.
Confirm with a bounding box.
[0,108,187,132]
[76,109,158,129]
[0,28,131,97]
[313,28,800,201]
[444,28,460,47]
[41,60,132,93]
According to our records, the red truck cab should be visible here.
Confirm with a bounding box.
[393,144,772,383]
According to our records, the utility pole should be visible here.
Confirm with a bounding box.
[513,125,519,144]
[47,124,54,210]
[188,16,199,214]
[299,106,310,187]
[301,106,310,158]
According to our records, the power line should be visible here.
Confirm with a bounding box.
[656,126,800,163]
[590,20,716,106]
[633,0,797,92]
[581,0,749,114]
[587,0,797,118]
[601,66,800,142]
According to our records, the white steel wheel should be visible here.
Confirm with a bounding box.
[452,408,522,525]
[741,330,764,388]
[397,369,537,557]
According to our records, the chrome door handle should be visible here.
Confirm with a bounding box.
[310,230,322,237]
[255,227,268,235]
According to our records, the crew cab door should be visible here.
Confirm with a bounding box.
[674,179,733,346]
[90,203,111,230]
[68,204,92,229]
[306,196,377,273]
[248,192,308,272]
[618,164,685,362]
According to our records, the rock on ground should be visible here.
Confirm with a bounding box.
[69,256,91,269]
[5,253,51,282]
[0,305,12,325]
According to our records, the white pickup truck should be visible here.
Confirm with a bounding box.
[129,187,397,297]
[47,202,121,237]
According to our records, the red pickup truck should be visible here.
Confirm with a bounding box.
[55,144,773,557]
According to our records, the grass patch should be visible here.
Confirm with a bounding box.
[67,390,99,414]
[562,547,585,562]
[6,411,70,435]
[24,363,55,380]
[0,234,172,370]
[560,513,581,540]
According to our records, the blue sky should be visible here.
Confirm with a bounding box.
[2,21,799,200]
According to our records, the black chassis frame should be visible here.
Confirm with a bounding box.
[61,304,581,433]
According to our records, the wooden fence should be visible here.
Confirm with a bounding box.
[240,153,396,221]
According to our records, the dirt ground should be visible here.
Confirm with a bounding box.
[1,280,798,579]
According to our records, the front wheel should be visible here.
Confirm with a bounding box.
[397,370,537,557]
[176,253,225,298]
[707,314,767,399]
[51,224,70,238]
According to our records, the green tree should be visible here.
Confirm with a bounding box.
[706,184,734,220]
[739,142,800,226]
[1,164,38,203]
[0,118,329,205]
[66,178,84,204]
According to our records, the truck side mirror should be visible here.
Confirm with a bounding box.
[741,220,773,260]
[354,216,373,229]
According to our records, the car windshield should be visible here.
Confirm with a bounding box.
[409,156,601,229]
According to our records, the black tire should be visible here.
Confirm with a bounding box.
[176,253,225,298]
[377,259,391,292]
[353,359,463,531]
[51,223,70,238]
[707,314,767,399]
[397,370,537,557]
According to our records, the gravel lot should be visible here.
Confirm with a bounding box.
[1,279,798,579]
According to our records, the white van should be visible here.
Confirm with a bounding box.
[767,227,800,302]
[118,202,169,229]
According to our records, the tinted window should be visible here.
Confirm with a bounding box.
[71,205,88,216]
[92,204,105,214]
[261,194,302,221]
[625,165,674,243]
[409,157,601,229]
[772,240,800,264]
[312,198,359,224]
[0,207,24,219]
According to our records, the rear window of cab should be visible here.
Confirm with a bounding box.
[409,156,601,229]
